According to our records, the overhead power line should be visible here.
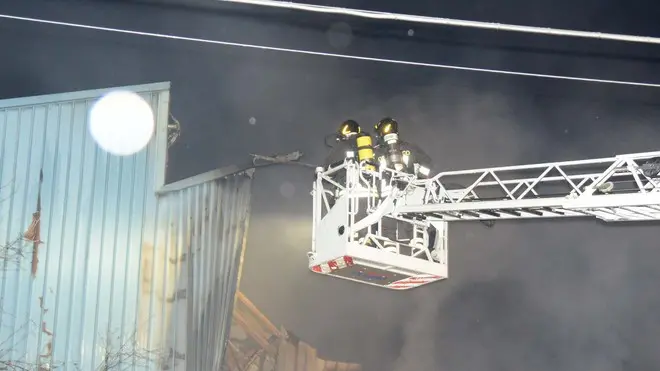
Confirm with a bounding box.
[217,0,660,45]
[1,13,659,88]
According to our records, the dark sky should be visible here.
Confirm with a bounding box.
[2,0,660,370]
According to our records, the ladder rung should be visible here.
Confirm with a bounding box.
[519,208,543,216]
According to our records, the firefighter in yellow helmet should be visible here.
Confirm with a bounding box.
[320,120,360,208]
[323,120,361,168]
[373,117,433,178]
[372,117,438,252]
[339,119,361,138]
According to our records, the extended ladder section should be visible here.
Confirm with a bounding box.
[309,150,660,290]
[397,151,660,222]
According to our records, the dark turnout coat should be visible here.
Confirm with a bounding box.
[323,138,358,168]
[374,140,433,174]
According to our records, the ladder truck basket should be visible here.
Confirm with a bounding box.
[309,152,660,290]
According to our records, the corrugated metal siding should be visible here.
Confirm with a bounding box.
[0,82,253,370]
[154,169,253,371]
[0,82,170,370]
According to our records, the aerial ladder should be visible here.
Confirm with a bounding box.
[308,150,660,290]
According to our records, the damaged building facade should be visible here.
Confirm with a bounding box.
[0,82,253,370]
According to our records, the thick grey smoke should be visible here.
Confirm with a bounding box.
[193,10,660,369]
[240,69,660,370]
[387,222,660,371]
[373,81,660,371]
[224,42,660,368]
[3,1,660,370]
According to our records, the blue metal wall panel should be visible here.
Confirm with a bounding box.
[0,83,253,370]
[0,83,172,370]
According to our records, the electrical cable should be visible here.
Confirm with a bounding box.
[217,0,660,46]
[0,12,643,230]
[250,152,318,168]
[214,157,318,180]
[1,14,660,88]
[221,153,496,229]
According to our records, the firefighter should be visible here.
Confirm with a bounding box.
[323,119,361,169]
[373,117,433,178]
[321,120,363,207]
[372,117,437,251]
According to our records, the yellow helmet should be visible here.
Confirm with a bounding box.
[374,117,398,138]
[338,120,361,138]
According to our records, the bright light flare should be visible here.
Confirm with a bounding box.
[89,90,155,156]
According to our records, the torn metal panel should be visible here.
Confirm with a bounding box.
[153,169,253,371]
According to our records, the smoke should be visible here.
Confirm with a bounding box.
[3,1,660,370]
[181,10,660,370]
[369,81,540,371]
[346,77,660,371]
[390,289,441,371]
[384,220,660,371]
[231,64,660,371]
